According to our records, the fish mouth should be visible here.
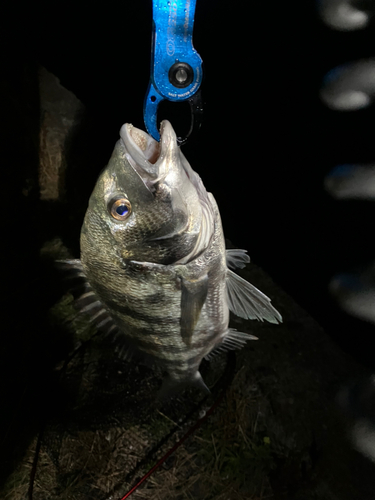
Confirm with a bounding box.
[119,121,178,185]
[121,124,161,166]
[119,120,214,262]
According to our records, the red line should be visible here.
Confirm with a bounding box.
[119,378,229,500]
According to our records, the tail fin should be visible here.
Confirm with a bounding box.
[158,370,210,400]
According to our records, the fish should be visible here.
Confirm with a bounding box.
[61,120,282,394]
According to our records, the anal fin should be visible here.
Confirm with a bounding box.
[205,328,258,361]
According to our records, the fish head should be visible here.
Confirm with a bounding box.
[81,121,213,266]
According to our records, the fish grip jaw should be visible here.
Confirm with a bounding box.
[144,86,204,146]
[144,0,204,146]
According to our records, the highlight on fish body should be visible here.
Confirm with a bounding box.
[60,120,282,396]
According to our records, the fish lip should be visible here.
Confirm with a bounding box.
[119,123,159,174]
[119,120,177,169]
[119,120,178,191]
[159,120,176,150]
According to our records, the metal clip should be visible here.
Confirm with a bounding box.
[144,0,203,145]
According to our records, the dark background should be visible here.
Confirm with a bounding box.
[2,0,375,368]
[2,0,375,489]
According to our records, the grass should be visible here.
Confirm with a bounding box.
[1,362,277,500]
[123,367,276,500]
[1,239,279,500]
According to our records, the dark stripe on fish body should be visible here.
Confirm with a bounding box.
[111,309,220,350]
[85,271,224,359]
[113,322,220,357]
[96,316,113,328]
[106,299,180,326]
[91,278,170,308]
[79,301,103,314]
[90,308,108,322]
[76,291,96,301]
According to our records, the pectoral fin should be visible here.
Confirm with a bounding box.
[226,268,282,324]
[180,275,209,345]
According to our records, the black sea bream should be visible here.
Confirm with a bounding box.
[63,121,282,393]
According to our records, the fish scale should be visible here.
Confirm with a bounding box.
[66,120,283,395]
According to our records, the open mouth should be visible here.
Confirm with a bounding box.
[119,120,178,192]
[120,120,176,166]
[125,124,161,164]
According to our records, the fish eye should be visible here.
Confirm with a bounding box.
[109,197,132,221]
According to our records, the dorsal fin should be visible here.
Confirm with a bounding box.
[56,259,134,359]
